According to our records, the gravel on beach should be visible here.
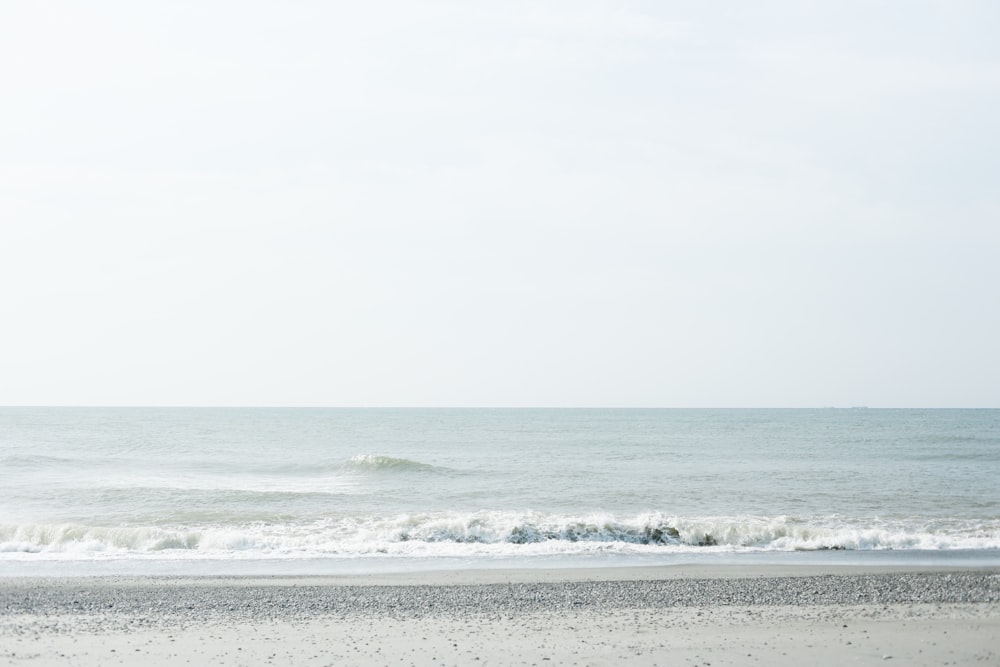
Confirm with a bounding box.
[2,571,999,666]
[2,571,998,630]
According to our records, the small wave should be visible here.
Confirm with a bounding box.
[343,455,440,474]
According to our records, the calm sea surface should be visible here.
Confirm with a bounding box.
[1,408,998,575]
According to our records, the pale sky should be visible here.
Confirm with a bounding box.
[2,1,998,407]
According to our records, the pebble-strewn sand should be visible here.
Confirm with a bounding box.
[2,567,998,666]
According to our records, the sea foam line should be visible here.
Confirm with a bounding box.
[2,512,998,559]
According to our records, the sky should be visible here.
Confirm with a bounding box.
[1,1,998,408]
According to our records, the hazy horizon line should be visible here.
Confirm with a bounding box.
[2,405,995,410]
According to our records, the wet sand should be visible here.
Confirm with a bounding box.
[2,565,998,665]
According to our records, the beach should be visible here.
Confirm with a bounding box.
[2,411,999,663]
[2,565,998,666]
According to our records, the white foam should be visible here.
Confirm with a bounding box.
[2,512,998,562]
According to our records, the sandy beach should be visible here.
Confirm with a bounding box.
[2,565,998,666]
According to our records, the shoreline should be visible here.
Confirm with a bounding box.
[2,567,998,665]
[4,546,998,580]
[3,561,1000,587]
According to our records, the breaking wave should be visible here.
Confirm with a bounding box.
[342,455,442,474]
[2,512,998,560]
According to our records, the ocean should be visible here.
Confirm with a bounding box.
[1,408,998,576]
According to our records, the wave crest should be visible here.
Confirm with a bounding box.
[344,455,438,473]
[3,513,998,559]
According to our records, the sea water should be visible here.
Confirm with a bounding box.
[1,408,998,576]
